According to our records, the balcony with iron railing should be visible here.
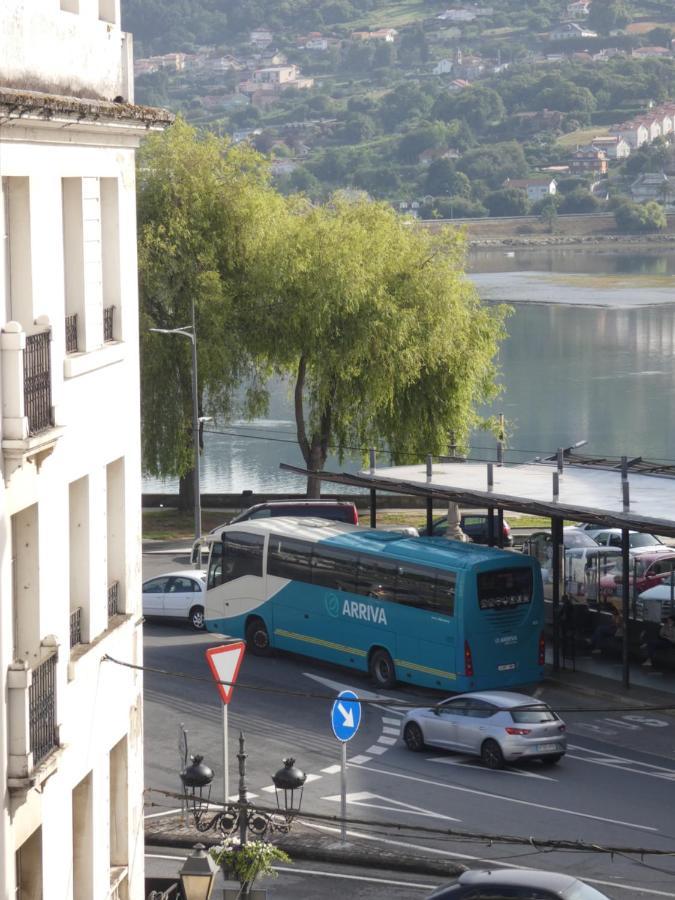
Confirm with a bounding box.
[103,305,115,342]
[70,608,83,649]
[108,581,120,618]
[1,319,63,478]
[8,648,60,792]
[65,313,78,354]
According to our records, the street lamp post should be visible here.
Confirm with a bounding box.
[180,734,306,841]
[149,316,202,543]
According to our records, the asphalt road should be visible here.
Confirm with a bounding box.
[141,546,675,899]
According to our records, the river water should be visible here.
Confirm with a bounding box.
[144,247,675,495]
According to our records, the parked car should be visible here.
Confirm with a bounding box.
[427,868,610,899]
[599,552,675,601]
[584,528,669,553]
[636,571,675,620]
[419,512,513,546]
[142,570,207,629]
[227,500,359,526]
[401,691,566,769]
[564,546,622,599]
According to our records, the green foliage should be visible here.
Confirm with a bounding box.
[457,142,529,189]
[485,188,530,217]
[614,199,667,233]
[424,160,471,198]
[558,188,600,213]
[588,0,631,35]
[137,118,280,482]
[211,840,291,888]
[432,86,505,132]
[240,196,508,492]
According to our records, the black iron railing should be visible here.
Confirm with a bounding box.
[29,654,58,766]
[24,331,52,435]
[103,305,115,342]
[108,581,120,617]
[65,314,78,353]
[70,608,82,648]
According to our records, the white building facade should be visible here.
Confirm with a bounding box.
[0,2,171,899]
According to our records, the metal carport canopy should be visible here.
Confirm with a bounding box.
[280,460,675,537]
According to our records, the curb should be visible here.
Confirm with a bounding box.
[146,825,466,879]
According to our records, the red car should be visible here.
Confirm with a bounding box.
[599,551,675,599]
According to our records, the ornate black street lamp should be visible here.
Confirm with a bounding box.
[179,732,306,841]
[178,844,218,900]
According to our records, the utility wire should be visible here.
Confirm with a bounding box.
[144,786,675,859]
[103,655,675,714]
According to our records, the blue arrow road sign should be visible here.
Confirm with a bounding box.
[331,690,362,742]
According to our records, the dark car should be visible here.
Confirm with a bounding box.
[420,512,513,547]
[227,500,359,526]
[428,868,610,899]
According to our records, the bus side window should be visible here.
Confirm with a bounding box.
[222,531,264,583]
[208,542,224,589]
[356,556,397,602]
[435,571,456,615]
[267,537,313,584]
[312,546,358,593]
[396,564,436,610]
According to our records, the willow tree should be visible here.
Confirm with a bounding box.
[242,198,509,497]
[137,117,281,509]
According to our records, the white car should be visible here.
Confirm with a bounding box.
[636,573,675,620]
[142,570,207,629]
[584,528,670,553]
[401,691,567,769]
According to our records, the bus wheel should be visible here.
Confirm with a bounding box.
[481,739,504,770]
[245,618,272,657]
[403,722,425,752]
[189,606,205,630]
[369,648,396,689]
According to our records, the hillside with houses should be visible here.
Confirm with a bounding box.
[123,0,675,221]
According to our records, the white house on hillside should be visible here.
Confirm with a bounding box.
[504,177,557,202]
[0,2,171,898]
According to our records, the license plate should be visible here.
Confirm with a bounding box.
[498,663,516,671]
[537,743,559,752]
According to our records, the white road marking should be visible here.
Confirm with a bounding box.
[228,792,257,801]
[366,745,388,755]
[377,735,398,746]
[273,865,433,889]
[303,671,398,703]
[372,703,405,716]
[144,808,183,819]
[303,822,675,898]
[567,743,675,781]
[382,726,400,736]
[348,755,371,764]
[321,764,341,774]
[321,790,460,822]
[355,763,657,831]
[427,757,558,781]
[383,716,402,726]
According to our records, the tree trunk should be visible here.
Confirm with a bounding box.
[293,355,332,498]
[178,469,194,513]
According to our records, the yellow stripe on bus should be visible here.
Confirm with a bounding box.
[273,630,456,680]
[395,659,457,680]
[274,629,368,657]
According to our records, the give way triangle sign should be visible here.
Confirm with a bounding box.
[205,642,246,705]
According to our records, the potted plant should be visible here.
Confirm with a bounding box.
[210,838,291,898]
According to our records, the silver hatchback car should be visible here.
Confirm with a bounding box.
[402,691,567,769]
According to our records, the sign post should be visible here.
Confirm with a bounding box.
[205,642,246,805]
[330,689,362,843]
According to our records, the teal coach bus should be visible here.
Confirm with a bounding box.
[197,518,545,692]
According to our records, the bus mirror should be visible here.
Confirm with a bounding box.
[190,543,201,566]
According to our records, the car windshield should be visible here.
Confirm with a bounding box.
[564,530,598,548]
[510,706,557,724]
[629,533,662,548]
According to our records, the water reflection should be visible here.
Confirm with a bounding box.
[144,251,675,493]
